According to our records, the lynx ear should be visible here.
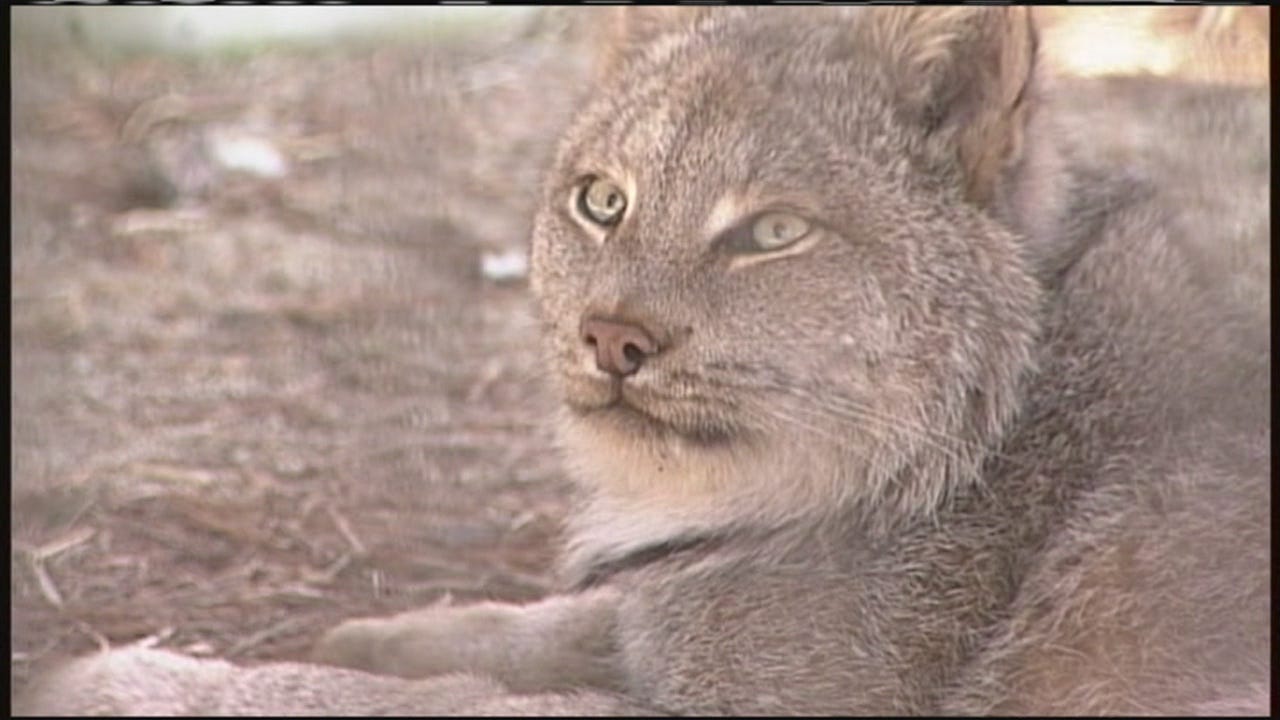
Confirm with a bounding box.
[863,7,1038,207]
[591,6,712,80]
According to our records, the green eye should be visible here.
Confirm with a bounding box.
[577,177,627,226]
[749,212,811,251]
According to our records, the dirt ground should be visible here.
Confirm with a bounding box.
[11,14,595,696]
[9,6,1268,704]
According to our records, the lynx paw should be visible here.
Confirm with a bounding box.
[311,602,521,680]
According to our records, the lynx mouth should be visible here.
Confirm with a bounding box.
[565,382,736,447]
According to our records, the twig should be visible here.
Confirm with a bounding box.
[136,626,176,649]
[301,551,353,586]
[225,617,306,658]
[27,526,97,610]
[325,504,368,557]
[31,526,96,562]
[75,621,111,653]
[29,557,64,608]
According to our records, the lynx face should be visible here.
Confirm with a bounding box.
[530,9,1041,520]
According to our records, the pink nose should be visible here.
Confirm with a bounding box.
[580,316,659,377]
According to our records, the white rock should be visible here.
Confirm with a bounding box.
[207,132,289,179]
[480,249,529,281]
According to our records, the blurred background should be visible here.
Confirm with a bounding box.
[14,6,537,53]
[9,5,1269,698]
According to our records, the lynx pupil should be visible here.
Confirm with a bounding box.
[580,178,627,226]
[751,212,810,250]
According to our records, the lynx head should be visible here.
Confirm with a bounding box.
[530,7,1042,530]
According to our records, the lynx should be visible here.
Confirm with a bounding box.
[18,7,1269,715]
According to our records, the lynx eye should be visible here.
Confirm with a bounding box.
[749,212,811,251]
[577,177,628,227]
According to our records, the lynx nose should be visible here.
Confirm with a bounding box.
[580,316,659,377]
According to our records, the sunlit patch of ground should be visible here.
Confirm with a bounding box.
[1036,7,1268,85]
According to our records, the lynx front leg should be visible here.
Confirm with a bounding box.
[17,646,659,716]
[311,587,626,694]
